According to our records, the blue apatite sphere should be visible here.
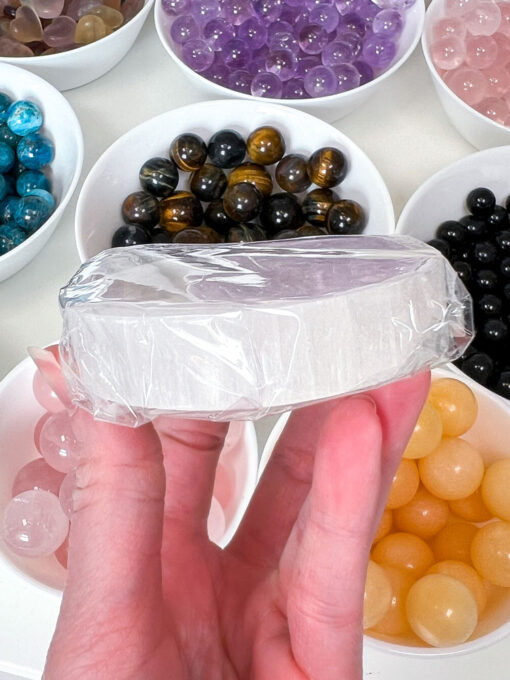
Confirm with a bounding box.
[0,195,20,223]
[16,170,50,196]
[0,223,26,247]
[0,93,12,124]
[0,232,11,254]
[0,124,18,148]
[0,141,15,173]
[28,188,55,211]
[7,100,43,136]
[12,160,28,177]
[13,195,52,232]
[17,133,54,170]
[4,174,15,195]
[0,175,7,202]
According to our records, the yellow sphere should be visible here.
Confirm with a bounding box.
[427,560,487,614]
[393,486,449,539]
[419,437,484,501]
[372,532,434,578]
[432,521,477,564]
[363,560,393,629]
[449,487,492,523]
[386,459,420,510]
[403,402,443,459]
[428,378,478,437]
[370,566,416,636]
[471,521,510,587]
[482,459,510,522]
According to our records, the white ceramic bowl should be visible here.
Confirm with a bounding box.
[0,348,258,677]
[0,0,155,91]
[0,63,83,282]
[396,145,510,242]
[75,98,395,260]
[422,0,510,150]
[260,366,510,656]
[154,1,425,124]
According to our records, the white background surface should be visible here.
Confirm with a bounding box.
[0,9,508,680]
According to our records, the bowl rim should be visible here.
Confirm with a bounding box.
[259,364,510,656]
[421,0,510,135]
[153,0,425,106]
[74,97,395,262]
[0,62,84,266]
[395,144,510,234]
[0,0,155,65]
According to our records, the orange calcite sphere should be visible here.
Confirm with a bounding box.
[386,459,420,510]
[432,521,478,564]
[370,566,416,636]
[471,521,510,587]
[373,509,392,543]
[428,378,478,437]
[394,486,449,539]
[482,459,510,522]
[427,560,487,614]
[449,487,492,523]
[403,402,443,460]
[363,560,393,629]
[419,438,484,501]
[372,532,434,578]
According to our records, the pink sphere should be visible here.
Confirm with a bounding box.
[207,496,226,545]
[34,413,51,453]
[498,2,510,37]
[432,16,467,41]
[445,67,489,104]
[2,489,69,558]
[12,459,65,498]
[475,96,510,124]
[493,32,510,61]
[32,370,65,413]
[465,1,502,36]
[58,471,76,518]
[431,35,467,70]
[465,34,498,69]
[483,62,510,96]
[39,411,82,473]
[444,0,476,17]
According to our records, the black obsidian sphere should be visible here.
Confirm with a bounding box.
[204,199,237,236]
[208,129,246,168]
[477,294,503,318]
[501,257,510,278]
[121,191,159,229]
[473,240,498,267]
[453,261,472,285]
[461,352,494,386]
[190,163,227,201]
[112,224,150,248]
[495,371,510,399]
[486,205,510,231]
[427,238,451,259]
[481,318,508,346]
[466,187,496,218]
[459,215,486,241]
[275,154,311,194]
[436,220,466,246]
[474,269,499,294]
[223,182,263,222]
[151,227,173,244]
[139,157,178,198]
[226,224,267,242]
[326,199,366,235]
[260,192,304,234]
[496,230,510,254]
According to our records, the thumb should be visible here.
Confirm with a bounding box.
[46,409,165,668]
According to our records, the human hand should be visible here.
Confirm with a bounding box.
[43,372,430,680]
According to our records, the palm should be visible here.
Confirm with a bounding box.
[44,374,429,680]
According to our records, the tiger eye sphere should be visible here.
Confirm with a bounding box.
[228,162,273,196]
[260,192,304,235]
[159,191,203,232]
[273,229,299,239]
[121,191,160,229]
[170,133,207,172]
[139,156,179,198]
[275,154,311,194]
[172,226,222,243]
[302,188,339,226]
[208,129,246,168]
[327,199,366,235]
[246,126,286,165]
[223,182,264,222]
[297,225,324,237]
[190,163,227,201]
[227,223,267,242]
[307,147,347,188]
[204,199,237,236]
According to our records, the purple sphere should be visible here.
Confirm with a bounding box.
[284,0,303,6]
[282,77,307,98]
[362,34,396,70]
[304,0,335,9]
[248,54,268,74]
[253,0,283,23]
[251,71,283,97]
[222,38,251,68]
[352,59,374,84]
[181,38,215,71]
[192,0,221,24]
[336,30,363,56]
[162,0,190,15]
[221,0,253,25]
[237,16,268,49]
[338,12,366,35]
[296,53,321,76]
[322,39,354,66]
[303,64,338,96]
[335,0,362,15]
[203,18,236,50]
[228,69,253,92]
[203,62,230,85]
[279,5,301,22]
[295,9,311,32]
[267,20,293,39]
[266,48,297,80]
[268,30,299,53]
[170,14,199,44]
[357,0,380,27]
[332,62,361,91]
[298,23,329,54]
[372,8,403,38]
[309,4,340,32]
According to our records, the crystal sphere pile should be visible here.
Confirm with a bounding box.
[430,0,510,127]
[111,125,367,246]
[162,0,417,98]
[427,187,510,398]
[364,377,510,647]
[0,94,55,257]
[0,0,145,57]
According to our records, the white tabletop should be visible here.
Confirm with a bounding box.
[0,10,507,680]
